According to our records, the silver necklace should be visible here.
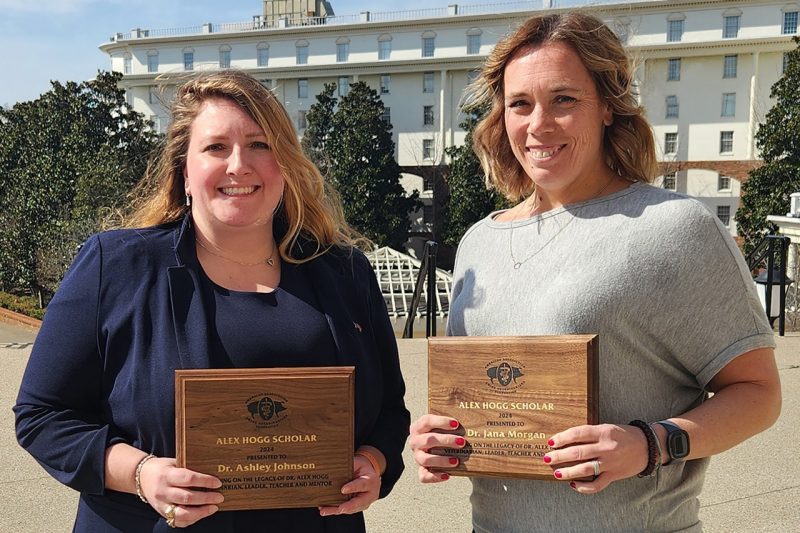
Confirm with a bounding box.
[508,177,616,270]
[195,237,276,267]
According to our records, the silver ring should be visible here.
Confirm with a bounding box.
[592,460,601,477]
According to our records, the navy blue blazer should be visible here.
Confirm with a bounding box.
[14,215,409,532]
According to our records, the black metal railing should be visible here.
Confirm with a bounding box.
[403,241,439,338]
[746,235,791,336]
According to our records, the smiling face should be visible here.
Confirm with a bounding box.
[183,97,285,236]
[503,41,614,203]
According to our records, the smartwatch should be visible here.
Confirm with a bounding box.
[656,420,690,463]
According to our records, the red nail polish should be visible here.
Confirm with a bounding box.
[449,420,459,428]
[455,437,465,446]
[543,456,551,464]
[449,457,458,465]
[441,473,450,480]
[554,470,562,479]
[548,439,555,447]
[570,482,576,489]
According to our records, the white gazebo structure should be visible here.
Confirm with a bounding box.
[365,247,452,318]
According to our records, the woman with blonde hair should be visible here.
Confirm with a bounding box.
[16,70,409,531]
[409,12,780,532]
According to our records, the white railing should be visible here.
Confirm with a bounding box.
[366,246,452,318]
[110,0,651,42]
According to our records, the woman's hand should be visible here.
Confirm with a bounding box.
[544,423,648,494]
[408,414,465,483]
[318,454,381,516]
[139,456,224,528]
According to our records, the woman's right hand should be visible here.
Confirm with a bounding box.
[408,414,465,483]
[139,456,224,528]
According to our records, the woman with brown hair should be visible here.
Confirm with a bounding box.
[15,70,409,532]
[409,12,780,532]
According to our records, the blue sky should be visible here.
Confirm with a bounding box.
[0,0,441,107]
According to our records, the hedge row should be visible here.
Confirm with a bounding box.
[0,292,45,320]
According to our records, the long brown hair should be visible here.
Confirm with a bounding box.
[123,70,361,261]
[470,12,658,201]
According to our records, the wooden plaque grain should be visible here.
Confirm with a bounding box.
[428,336,598,480]
[175,367,354,511]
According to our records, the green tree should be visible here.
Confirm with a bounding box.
[0,71,159,296]
[441,104,509,247]
[301,82,337,176]
[324,82,420,249]
[736,36,800,253]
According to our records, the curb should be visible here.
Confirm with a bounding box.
[0,306,42,331]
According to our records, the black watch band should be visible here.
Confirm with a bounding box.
[656,420,690,463]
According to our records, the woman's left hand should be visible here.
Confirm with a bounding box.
[544,423,649,494]
[318,454,381,516]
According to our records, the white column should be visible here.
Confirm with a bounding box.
[439,69,447,164]
[747,52,760,159]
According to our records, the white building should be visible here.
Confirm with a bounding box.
[100,0,800,241]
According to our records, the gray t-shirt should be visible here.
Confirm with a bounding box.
[447,182,775,533]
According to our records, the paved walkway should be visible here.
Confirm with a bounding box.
[2,321,798,532]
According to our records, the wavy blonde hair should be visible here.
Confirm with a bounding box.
[123,70,362,262]
[470,12,657,201]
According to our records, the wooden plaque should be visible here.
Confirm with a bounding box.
[428,336,598,480]
[175,367,354,511]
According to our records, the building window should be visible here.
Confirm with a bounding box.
[467,29,482,55]
[784,52,791,73]
[721,93,736,117]
[381,107,391,124]
[663,172,677,190]
[664,132,678,154]
[380,74,391,94]
[667,19,684,42]
[718,175,731,191]
[467,70,480,84]
[147,51,158,73]
[614,17,631,43]
[183,51,194,71]
[423,105,434,126]
[665,95,679,118]
[716,205,731,226]
[422,139,434,160]
[723,15,740,38]
[378,34,392,60]
[423,72,434,93]
[257,44,269,67]
[723,55,737,78]
[123,54,132,74]
[422,31,436,58]
[298,79,308,99]
[148,86,158,105]
[783,11,798,34]
[336,39,350,63]
[126,90,133,107]
[261,79,272,90]
[720,131,734,153]
[219,46,231,69]
[667,58,681,81]
[338,76,349,97]
[297,110,307,130]
[296,41,309,65]
[150,115,161,133]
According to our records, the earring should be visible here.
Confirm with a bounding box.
[186,194,192,207]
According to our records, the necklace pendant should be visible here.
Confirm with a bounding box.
[266,258,275,267]
[513,262,522,270]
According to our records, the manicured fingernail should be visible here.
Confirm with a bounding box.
[548,439,555,447]
[450,420,459,428]
[455,437,465,446]
[441,473,450,480]
[570,482,576,489]
[554,470,562,479]
[449,457,459,465]
[543,455,551,464]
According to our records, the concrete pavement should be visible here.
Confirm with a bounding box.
[1,321,798,532]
